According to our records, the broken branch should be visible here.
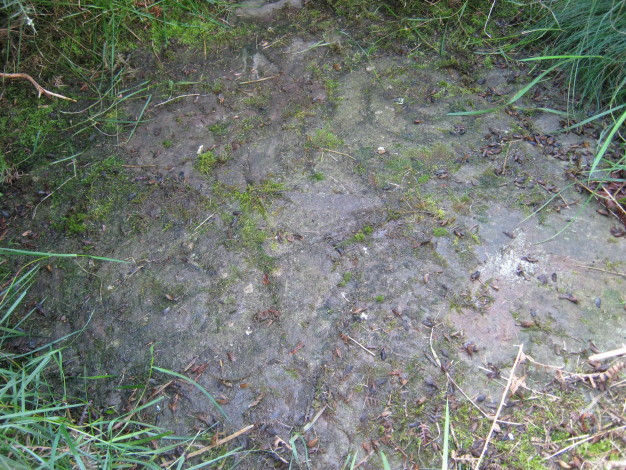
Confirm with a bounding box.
[1,72,76,102]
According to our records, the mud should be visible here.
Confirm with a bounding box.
[10,3,625,469]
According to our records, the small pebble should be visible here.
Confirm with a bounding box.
[424,377,438,388]
[595,297,601,308]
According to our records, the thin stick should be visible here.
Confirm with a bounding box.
[193,213,215,233]
[238,75,279,85]
[187,424,255,458]
[572,264,626,278]
[601,185,626,218]
[446,374,491,420]
[431,322,519,425]
[262,36,286,50]
[499,143,511,174]
[542,424,626,461]
[315,146,355,160]
[327,175,348,192]
[475,344,524,470]
[588,346,626,363]
[355,450,374,468]
[147,379,174,400]
[429,324,442,368]
[121,164,174,169]
[303,405,327,432]
[345,334,375,356]
[153,94,199,107]
[514,354,564,371]
[0,72,76,101]
[483,0,497,38]
[291,41,335,54]
[32,173,76,219]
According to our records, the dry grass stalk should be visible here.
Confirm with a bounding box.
[187,424,254,458]
[474,344,525,470]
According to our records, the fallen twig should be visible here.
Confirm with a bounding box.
[238,75,279,85]
[187,424,254,458]
[345,334,375,356]
[121,164,174,170]
[355,450,374,468]
[475,344,525,470]
[446,374,491,420]
[572,264,626,278]
[542,424,626,462]
[314,146,355,160]
[303,405,327,432]
[153,94,199,107]
[588,346,626,363]
[1,72,76,102]
[32,161,76,219]
[192,213,215,233]
[560,361,625,388]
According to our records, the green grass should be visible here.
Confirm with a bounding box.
[0,259,236,468]
[442,399,450,470]
[338,272,352,287]
[310,128,344,149]
[208,122,230,137]
[0,0,232,167]
[195,149,225,175]
[527,0,625,110]
[523,0,625,187]
[310,171,326,181]
[449,0,625,218]
[44,155,138,237]
[433,227,449,237]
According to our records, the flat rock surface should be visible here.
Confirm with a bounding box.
[18,14,625,469]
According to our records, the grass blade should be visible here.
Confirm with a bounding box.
[442,399,450,470]
[124,94,152,144]
[589,109,626,179]
[449,60,567,116]
[520,54,606,61]
[380,450,391,470]
[153,366,228,420]
[0,247,128,263]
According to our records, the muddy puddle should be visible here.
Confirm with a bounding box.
[10,3,625,469]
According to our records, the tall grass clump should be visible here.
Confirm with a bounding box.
[528,0,625,110]
[525,0,625,178]
[0,262,236,468]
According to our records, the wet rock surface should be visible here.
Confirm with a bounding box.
[13,11,625,469]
